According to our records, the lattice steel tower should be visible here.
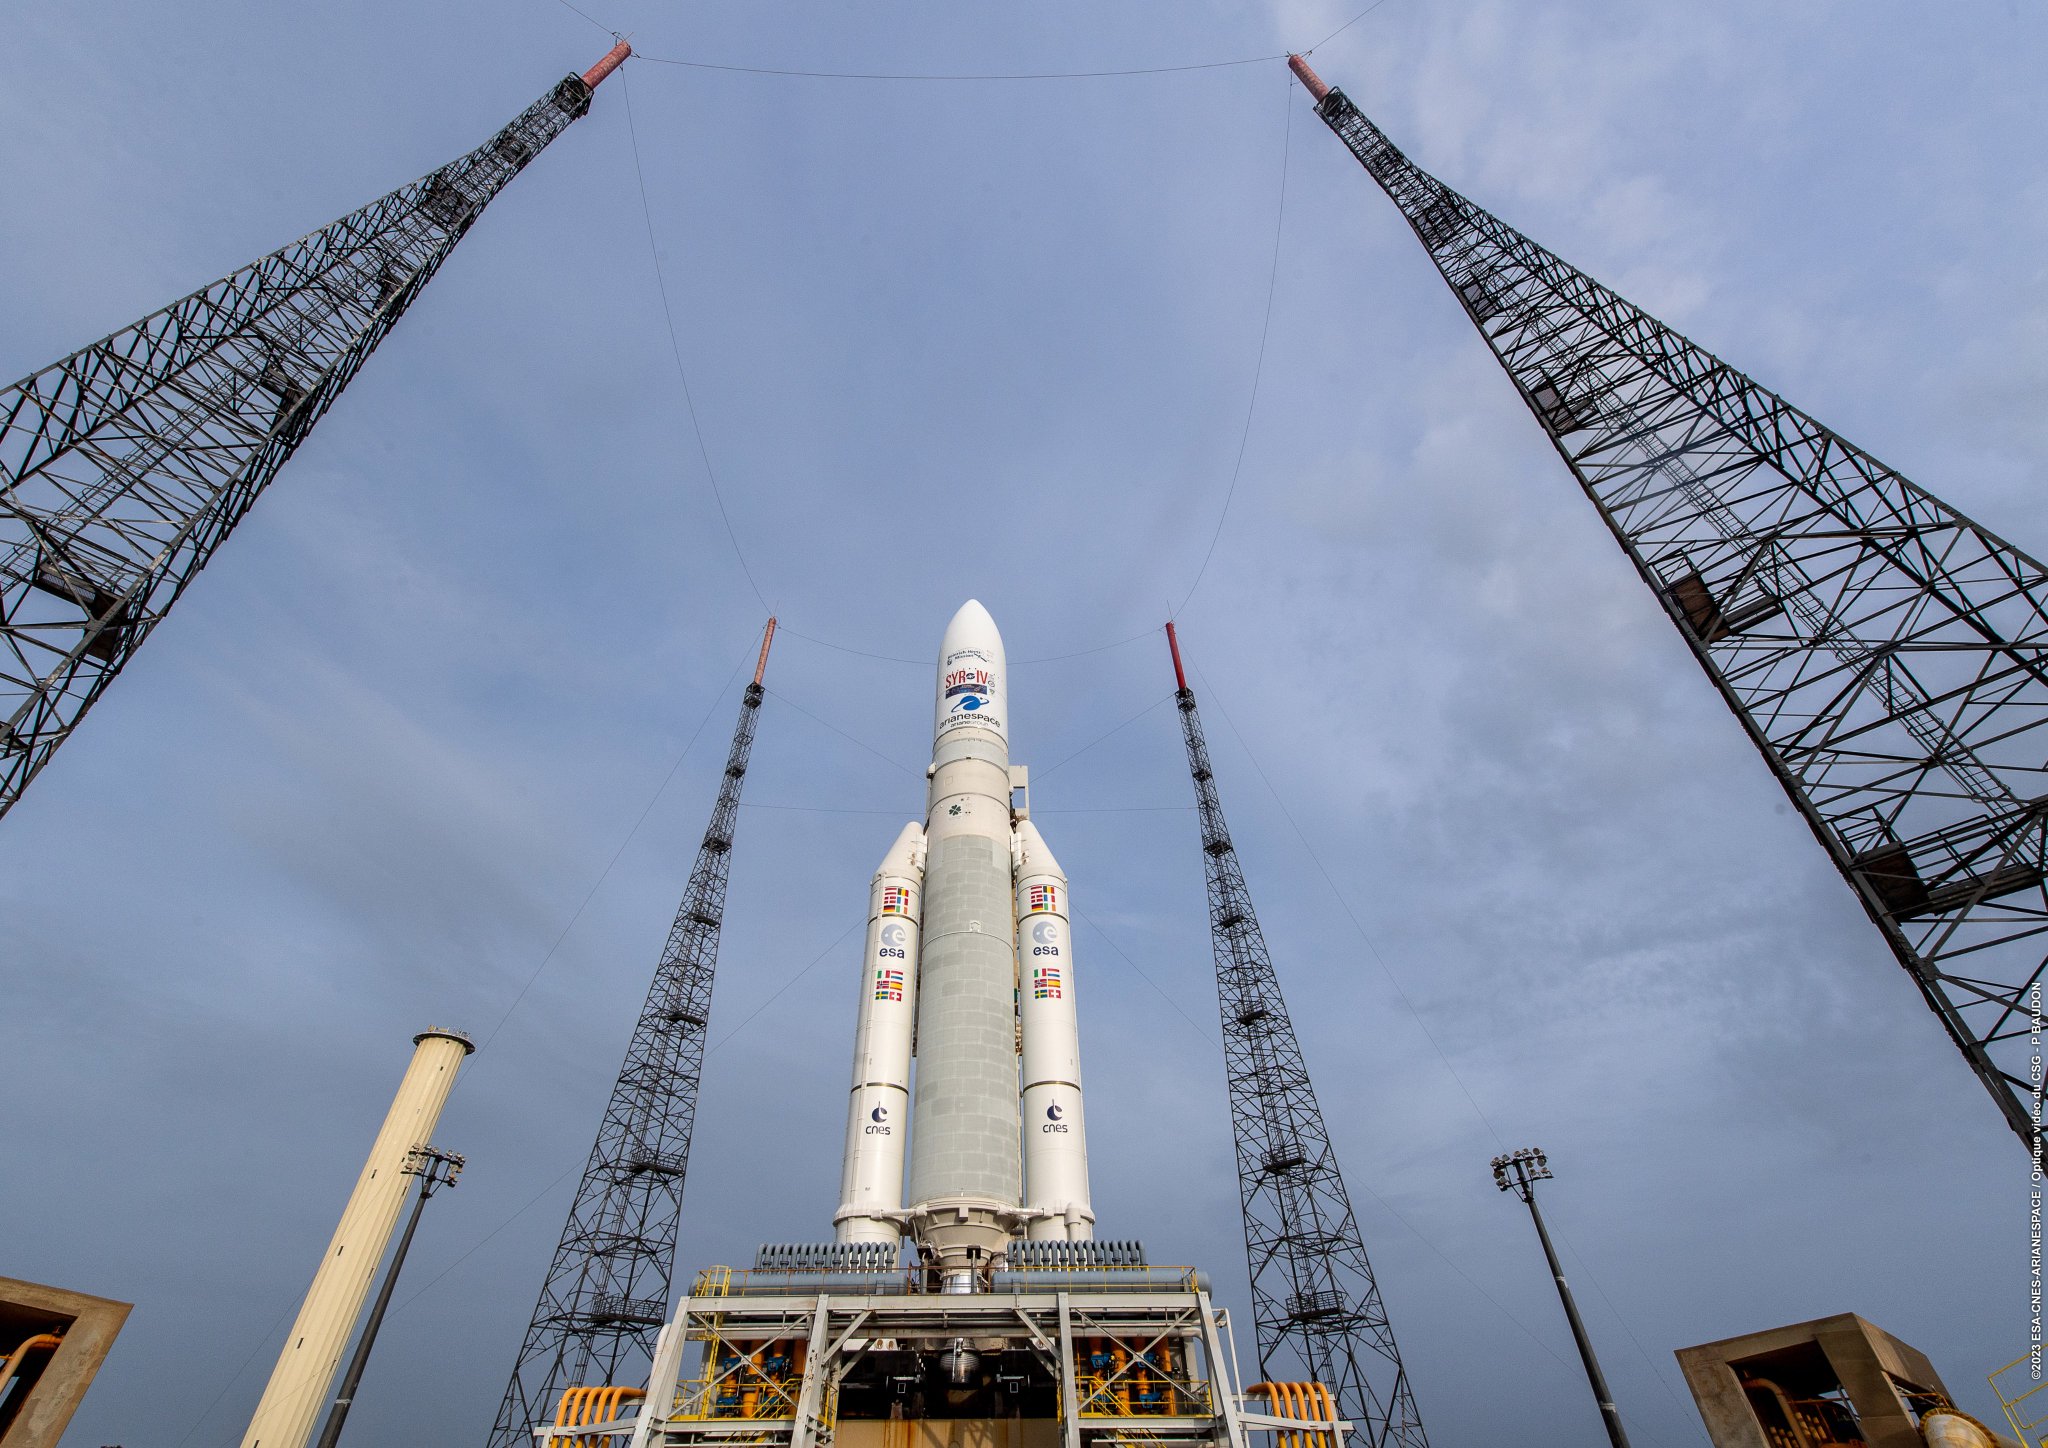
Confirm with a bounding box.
[1289,54,2048,1165]
[1165,622,1427,1448]
[0,41,631,821]
[489,621,777,1448]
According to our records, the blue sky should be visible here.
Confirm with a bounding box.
[2,2,2042,1446]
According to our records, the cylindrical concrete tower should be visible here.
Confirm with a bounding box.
[241,1028,473,1448]
[907,600,1024,1280]
[835,820,926,1245]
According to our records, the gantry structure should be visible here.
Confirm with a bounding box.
[489,621,778,1448]
[1167,623,1428,1448]
[0,42,629,820]
[1289,54,2048,1164]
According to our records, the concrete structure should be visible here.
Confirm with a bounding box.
[1675,1314,1954,1448]
[241,1027,474,1448]
[0,1275,131,1448]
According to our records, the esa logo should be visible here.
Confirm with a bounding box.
[878,922,909,959]
[1029,919,1061,957]
[1042,1101,1070,1134]
[866,1103,892,1136]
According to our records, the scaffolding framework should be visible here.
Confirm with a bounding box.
[1166,624,1428,1448]
[571,1263,1318,1448]
[489,620,777,1448]
[1290,53,2048,1164]
[0,44,628,821]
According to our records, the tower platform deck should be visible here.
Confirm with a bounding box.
[536,1266,1345,1448]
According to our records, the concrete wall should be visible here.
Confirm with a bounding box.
[1675,1313,1950,1448]
[0,1275,132,1448]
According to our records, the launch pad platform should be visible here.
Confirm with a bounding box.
[538,1256,1341,1448]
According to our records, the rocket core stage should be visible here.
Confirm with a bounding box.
[834,601,1096,1283]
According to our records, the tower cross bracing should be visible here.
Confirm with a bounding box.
[1167,623,1428,1448]
[489,620,776,1448]
[1289,53,2048,1164]
[0,44,629,820]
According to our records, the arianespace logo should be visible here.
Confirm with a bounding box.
[944,666,996,717]
[940,665,1001,733]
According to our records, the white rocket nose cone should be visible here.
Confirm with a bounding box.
[935,600,1008,746]
[940,599,1003,663]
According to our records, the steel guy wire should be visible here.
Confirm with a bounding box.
[545,0,618,38]
[621,68,773,614]
[761,683,922,777]
[1305,0,1405,54]
[780,622,1164,669]
[389,918,862,1317]
[470,640,754,1061]
[1188,657,1509,1144]
[1190,659,1690,1445]
[633,53,1286,81]
[1073,904,1680,1447]
[1035,692,1179,780]
[1175,65,1291,617]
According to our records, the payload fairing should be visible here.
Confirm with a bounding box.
[834,601,1095,1280]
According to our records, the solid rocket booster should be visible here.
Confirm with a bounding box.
[835,821,925,1245]
[906,600,1025,1271]
[1015,818,1094,1241]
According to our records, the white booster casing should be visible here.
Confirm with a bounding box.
[906,600,1025,1269]
[1014,818,1095,1241]
[834,821,925,1246]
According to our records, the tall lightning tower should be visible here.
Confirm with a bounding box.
[1289,53,2048,1165]
[1166,622,1428,1448]
[0,41,630,822]
[488,620,776,1448]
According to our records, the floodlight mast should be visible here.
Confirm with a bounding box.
[1491,1149,1629,1448]
[313,1146,466,1448]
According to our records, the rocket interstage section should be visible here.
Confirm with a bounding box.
[835,821,925,1245]
[834,600,1095,1282]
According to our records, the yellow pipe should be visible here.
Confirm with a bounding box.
[553,1385,647,1445]
[1313,1383,1340,1448]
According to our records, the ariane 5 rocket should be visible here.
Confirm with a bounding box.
[834,601,1095,1282]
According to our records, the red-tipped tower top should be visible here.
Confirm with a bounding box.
[753,616,778,687]
[582,39,633,89]
[1287,54,1331,102]
[1166,621,1188,692]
